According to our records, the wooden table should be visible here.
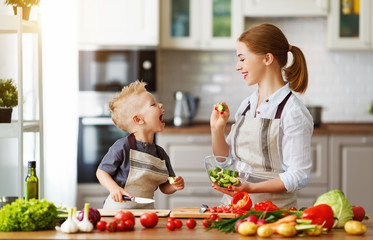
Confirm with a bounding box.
[0,214,372,239]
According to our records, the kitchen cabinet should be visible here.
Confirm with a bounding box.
[296,135,329,208]
[243,0,328,17]
[328,0,372,49]
[78,0,159,47]
[160,0,244,50]
[329,135,373,212]
[0,9,44,198]
[154,133,222,209]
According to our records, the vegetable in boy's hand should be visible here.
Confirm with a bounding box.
[169,177,175,184]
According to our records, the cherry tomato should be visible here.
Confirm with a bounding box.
[209,214,218,221]
[125,219,135,231]
[140,212,158,228]
[174,219,183,229]
[202,218,211,228]
[186,218,196,229]
[166,221,176,231]
[96,220,107,231]
[254,201,279,211]
[114,211,135,226]
[167,217,175,222]
[106,221,117,232]
[116,221,126,231]
[289,207,297,211]
[215,218,222,222]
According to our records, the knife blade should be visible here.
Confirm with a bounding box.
[199,204,208,213]
[123,195,155,204]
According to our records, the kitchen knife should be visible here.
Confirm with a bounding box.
[199,204,208,213]
[123,195,155,204]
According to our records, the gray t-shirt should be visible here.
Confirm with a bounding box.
[98,135,176,188]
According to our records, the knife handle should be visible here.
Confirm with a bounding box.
[123,195,133,201]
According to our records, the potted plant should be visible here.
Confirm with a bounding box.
[0,78,18,123]
[4,0,40,20]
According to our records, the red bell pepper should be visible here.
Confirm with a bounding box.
[254,201,279,211]
[231,191,252,210]
[301,204,335,231]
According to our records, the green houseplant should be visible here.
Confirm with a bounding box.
[0,78,18,123]
[4,0,40,20]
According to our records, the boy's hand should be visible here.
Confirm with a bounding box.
[170,176,184,191]
[110,186,132,202]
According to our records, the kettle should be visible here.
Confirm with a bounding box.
[173,91,199,127]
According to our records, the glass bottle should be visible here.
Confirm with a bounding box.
[25,161,39,200]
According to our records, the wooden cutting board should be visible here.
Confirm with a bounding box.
[170,207,235,218]
[98,209,170,217]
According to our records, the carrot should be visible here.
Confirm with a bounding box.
[265,215,298,233]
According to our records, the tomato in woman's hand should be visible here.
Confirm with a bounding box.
[202,218,212,228]
[106,221,117,232]
[174,219,183,229]
[186,218,196,229]
[96,220,107,231]
[166,221,176,231]
[140,212,158,228]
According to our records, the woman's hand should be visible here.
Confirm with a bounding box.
[171,176,184,191]
[109,186,132,202]
[211,182,249,197]
[210,102,230,131]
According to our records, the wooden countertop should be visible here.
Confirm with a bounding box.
[0,214,372,239]
[162,122,373,135]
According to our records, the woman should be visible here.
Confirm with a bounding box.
[210,24,313,208]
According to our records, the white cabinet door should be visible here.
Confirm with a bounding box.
[160,0,243,50]
[243,0,328,17]
[327,0,371,50]
[330,135,373,212]
[78,0,159,46]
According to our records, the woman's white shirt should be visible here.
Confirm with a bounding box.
[226,83,314,192]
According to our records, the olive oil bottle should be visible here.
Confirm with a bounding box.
[25,161,39,200]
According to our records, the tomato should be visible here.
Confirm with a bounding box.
[186,218,196,229]
[124,219,134,231]
[215,218,222,222]
[140,212,159,228]
[352,206,366,221]
[166,221,176,231]
[174,219,183,229]
[231,191,252,210]
[96,220,107,231]
[254,201,279,211]
[114,211,135,226]
[167,217,175,222]
[202,218,211,228]
[116,221,126,231]
[289,207,297,211]
[209,213,217,221]
[106,221,117,232]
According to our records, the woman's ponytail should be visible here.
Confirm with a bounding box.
[284,45,308,94]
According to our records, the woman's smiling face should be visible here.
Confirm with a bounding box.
[235,41,266,86]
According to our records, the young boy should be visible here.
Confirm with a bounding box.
[96,80,184,209]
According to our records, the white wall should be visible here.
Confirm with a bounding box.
[0,1,78,206]
[158,18,373,123]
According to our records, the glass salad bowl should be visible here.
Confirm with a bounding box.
[204,156,253,188]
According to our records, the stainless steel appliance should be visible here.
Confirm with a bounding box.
[173,91,199,127]
[79,48,156,92]
[77,117,129,183]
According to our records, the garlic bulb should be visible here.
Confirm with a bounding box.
[61,207,79,233]
[78,203,94,232]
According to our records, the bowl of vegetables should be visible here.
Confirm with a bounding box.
[204,156,253,188]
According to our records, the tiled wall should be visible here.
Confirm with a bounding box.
[158,17,373,123]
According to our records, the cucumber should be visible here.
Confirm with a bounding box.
[217,104,226,112]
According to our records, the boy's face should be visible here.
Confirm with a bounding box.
[135,91,165,133]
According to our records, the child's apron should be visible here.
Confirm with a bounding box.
[103,134,169,209]
[221,92,297,209]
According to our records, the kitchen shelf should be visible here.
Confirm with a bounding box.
[0,8,44,199]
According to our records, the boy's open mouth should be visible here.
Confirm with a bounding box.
[159,114,164,123]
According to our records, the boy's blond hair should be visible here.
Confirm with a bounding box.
[110,80,147,132]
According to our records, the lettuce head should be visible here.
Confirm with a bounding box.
[314,189,354,228]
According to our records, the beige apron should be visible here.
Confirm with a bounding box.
[221,92,297,209]
[103,134,169,209]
